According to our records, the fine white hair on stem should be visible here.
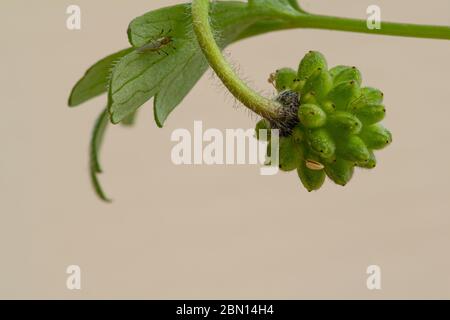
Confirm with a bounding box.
[206,47,270,123]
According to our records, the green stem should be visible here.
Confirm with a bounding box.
[294,14,450,40]
[192,0,281,120]
[239,7,450,40]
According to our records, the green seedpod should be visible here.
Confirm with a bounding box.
[297,161,326,192]
[298,104,327,128]
[301,69,333,101]
[274,68,298,91]
[327,80,361,110]
[349,86,384,111]
[321,101,337,114]
[356,150,377,169]
[354,104,386,125]
[291,125,305,143]
[328,111,362,135]
[360,124,392,150]
[307,129,336,159]
[255,119,271,140]
[279,137,302,172]
[300,91,318,105]
[298,51,328,80]
[339,135,371,162]
[333,66,362,86]
[325,158,355,186]
[361,87,384,104]
[329,65,350,78]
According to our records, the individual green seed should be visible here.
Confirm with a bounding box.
[329,65,350,78]
[361,87,384,104]
[298,161,326,192]
[301,69,333,101]
[339,135,371,162]
[298,104,327,128]
[300,91,318,105]
[359,124,392,150]
[333,66,362,86]
[328,111,363,135]
[298,51,328,81]
[321,101,337,114]
[356,150,377,169]
[273,68,297,92]
[255,119,271,140]
[291,125,305,143]
[354,104,386,125]
[327,80,361,110]
[307,129,336,159]
[349,87,384,111]
[325,158,355,186]
[279,137,302,172]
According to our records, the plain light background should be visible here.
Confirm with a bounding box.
[1,0,449,299]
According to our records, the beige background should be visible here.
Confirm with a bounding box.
[1,0,450,299]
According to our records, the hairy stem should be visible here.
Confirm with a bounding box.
[192,0,282,120]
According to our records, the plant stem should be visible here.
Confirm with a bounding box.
[239,12,450,41]
[192,0,281,120]
[295,14,450,40]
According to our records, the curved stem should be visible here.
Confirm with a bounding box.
[191,0,281,120]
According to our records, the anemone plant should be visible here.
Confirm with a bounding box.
[69,0,450,201]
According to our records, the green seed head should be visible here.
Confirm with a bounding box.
[263,51,393,191]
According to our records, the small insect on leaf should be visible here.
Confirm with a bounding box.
[136,29,176,56]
